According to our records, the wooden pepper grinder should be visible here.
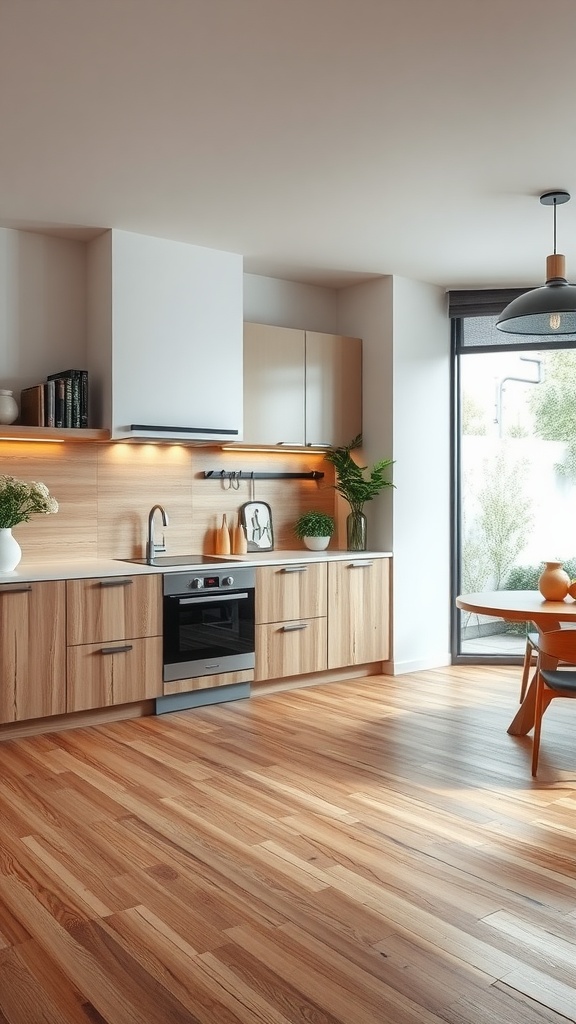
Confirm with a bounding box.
[232,513,248,554]
[216,514,231,555]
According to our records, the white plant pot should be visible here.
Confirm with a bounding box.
[303,536,331,551]
[0,528,22,572]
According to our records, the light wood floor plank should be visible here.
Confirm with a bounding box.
[0,665,575,1022]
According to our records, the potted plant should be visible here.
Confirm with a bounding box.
[324,434,393,550]
[293,510,335,550]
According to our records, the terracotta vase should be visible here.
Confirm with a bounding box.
[538,561,570,601]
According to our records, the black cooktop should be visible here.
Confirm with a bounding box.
[121,555,234,567]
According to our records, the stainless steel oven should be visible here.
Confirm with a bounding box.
[162,566,255,682]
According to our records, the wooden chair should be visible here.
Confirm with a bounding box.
[532,628,576,776]
[520,627,539,703]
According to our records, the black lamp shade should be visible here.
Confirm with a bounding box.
[497,280,576,336]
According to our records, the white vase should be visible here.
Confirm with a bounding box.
[0,528,22,572]
[0,389,18,425]
[303,536,331,550]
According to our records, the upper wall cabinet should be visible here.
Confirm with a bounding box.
[243,323,362,448]
[87,230,243,442]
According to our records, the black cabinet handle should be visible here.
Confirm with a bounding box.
[100,644,134,655]
[0,585,33,593]
[98,578,134,587]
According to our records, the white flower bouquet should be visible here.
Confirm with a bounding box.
[0,476,59,528]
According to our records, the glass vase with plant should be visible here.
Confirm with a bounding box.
[324,434,393,550]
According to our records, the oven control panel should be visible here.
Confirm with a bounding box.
[163,566,255,596]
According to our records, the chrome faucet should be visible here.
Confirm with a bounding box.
[146,504,169,562]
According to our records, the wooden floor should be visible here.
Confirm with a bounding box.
[1,665,576,1024]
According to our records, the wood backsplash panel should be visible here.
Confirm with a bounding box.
[95,443,194,558]
[0,440,98,562]
[191,448,336,552]
[1,441,338,562]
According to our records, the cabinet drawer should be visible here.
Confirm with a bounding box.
[164,669,254,696]
[255,618,327,681]
[255,562,327,624]
[67,636,162,712]
[67,574,162,645]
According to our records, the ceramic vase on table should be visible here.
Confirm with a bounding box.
[0,528,22,572]
[346,509,367,551]
[538,560,570,601]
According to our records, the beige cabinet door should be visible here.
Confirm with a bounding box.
[243,323,305,445]
[305,332,362,448]
[328,558,390,667]
[0,581,66,723]
[255,562,327,624]
[67,637,162,712]
[67,574,162,645]
[255,617,327,680]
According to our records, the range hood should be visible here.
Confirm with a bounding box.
[126,424,240,443]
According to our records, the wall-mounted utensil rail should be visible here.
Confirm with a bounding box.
[204,470,324,481]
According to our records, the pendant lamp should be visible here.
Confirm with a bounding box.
[497,191,576,336]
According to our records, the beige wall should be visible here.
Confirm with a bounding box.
[0,440,336,565]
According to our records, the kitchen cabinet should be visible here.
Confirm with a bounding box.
[327,557,390,668]
[0,581,66,723]
[243,323,362,447]
[255,562,327,680]
[87,230,243,441]
[66,574,162,712]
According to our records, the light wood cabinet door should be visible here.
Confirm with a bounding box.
[243,323,305,445]
[0,581,66,723]
[67,637,162,712]
[67,574,161,645]
[255,562,327,624]
[255,617,327,680]
[305,332,362,448]
[328,558,390,667]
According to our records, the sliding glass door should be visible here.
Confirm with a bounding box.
[454,313,576,659]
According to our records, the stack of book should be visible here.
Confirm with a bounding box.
[20,370,88,428]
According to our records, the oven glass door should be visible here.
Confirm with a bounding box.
[164,588,255,668]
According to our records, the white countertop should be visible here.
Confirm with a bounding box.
[0,549,392,583]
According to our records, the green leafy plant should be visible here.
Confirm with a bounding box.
[0,475,58,529]
[293,510,335,539]
[324,434,394,514]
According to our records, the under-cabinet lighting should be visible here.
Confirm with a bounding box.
[220,444,321,455]
[0,436,65,443]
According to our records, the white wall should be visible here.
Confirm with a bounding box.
[0,228,86,396]
[391,277,451,672]
[249,271,452,672]
[244,273,338,332]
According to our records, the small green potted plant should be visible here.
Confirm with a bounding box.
[293,510,335,550]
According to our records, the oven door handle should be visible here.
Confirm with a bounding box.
[175,591,250,605]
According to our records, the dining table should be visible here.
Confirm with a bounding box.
[456,589,576,736]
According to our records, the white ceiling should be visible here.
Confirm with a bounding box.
[2,0,576,290]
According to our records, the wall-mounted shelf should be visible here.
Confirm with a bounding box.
[0,426,111,443]
[204,470,324,481]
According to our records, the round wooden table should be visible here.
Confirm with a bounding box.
[456,590,576,736]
